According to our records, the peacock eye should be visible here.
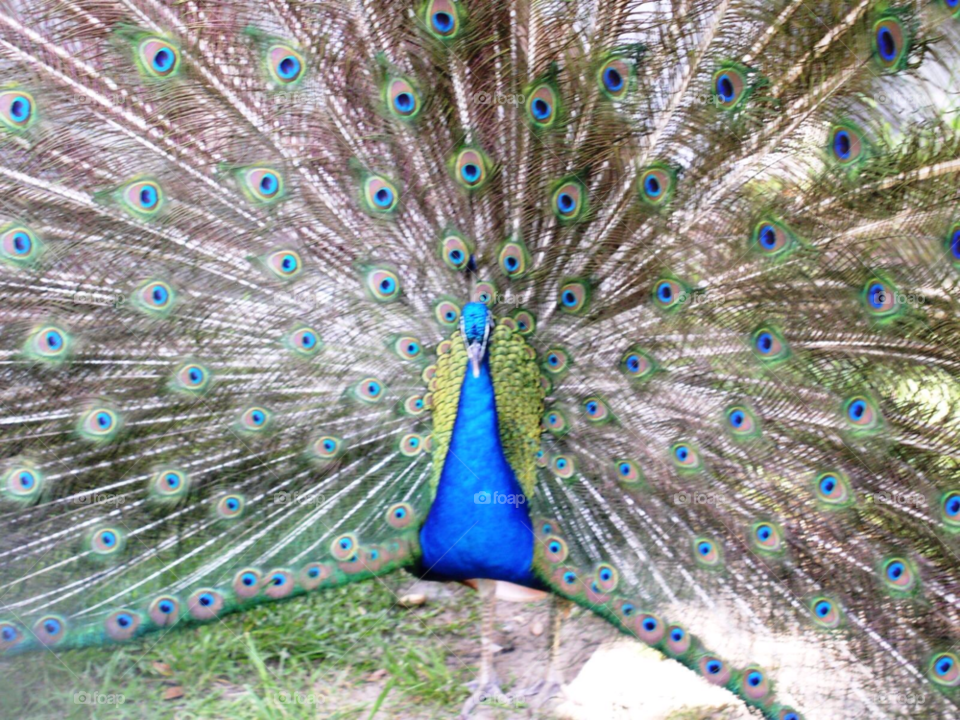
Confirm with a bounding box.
[0,90,36,131]
[526,83,560,129]
[498,240,529,279]
[453,147,490,190]
[268,45,305,85]
[873,17,907,71]
[138,38,181,79]
[598,57,631,100]
[551,179,586,222]
[424,0,461,39]
[121,180,164,217]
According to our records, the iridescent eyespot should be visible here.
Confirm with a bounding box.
[24,324,71,362]
[725,405,760,439]
[940,491,960,531]
[671,442,702,472]
[171,361,211,394]
[619,346,656,382]
[311,435,343,460]
[402,394,427,417]
[498,239,530,279]
[598,57,631,100]
[944,0,960,14]
[614,459,643,484]
[873,16,908,71]
[423,0,463,40]
[434,299,462,327]
[638,165,675,206]
[777,709,802,720]
[188,589,224,620]
[551,179,586,223]
[0,90,36,131]
[810,597,843,629]
[392,335,424,362]
[829,123,864,165]
[542,347,570,375]
[698,655,730,685]
[268,45,305,85]
[543,536,568,563]
[399,433,423,457]
[216,494,245,519]
[331,533,357,560]
[928,651,960,687]
[558,279,590,315]
[234,568,262,598]
[362,175,399,213]
[712,65,746,109]
[843,395,881,434]
[364,267,402,302]
[472,281,497,306]
[133,279,175,316]
[542,408,570,435]
[594,564,619,592]
[286,326,321,357]
[2,463,44,504]
[148,595,180,626]
[665,624,691,655]
[0,622,23,651]
[861,277,902,322]
[238,406,272,432]
[504,310,532,337]
[105,610,142,641]
[121,179,163,217]
[33,616,66,646]
[138,37,180,78]
[752,220,798,258]
[751,326,789,363]
[386,502,415,529]
[582,396,611,424]
[453,147,490,190]
[0,224,43,265]
[301,562,333,590]
[881,557,917,592]
[813,471,853,507]
[551,454,576,479]
[240,167,284,204]
[751,521,783,553]
[150,468,190,501]
[385,77,420,120]
[78,405,121,442]
[526,83,560,129]
[652,277,689,312]
[90,527,126,556]
[740,666,771,701]
[439,232,473,271]
[945,223,960,270]
[635,613,663,645]
[355,377,385,404]
[694,538,722,567]
[264,569,295,599]
[264,249,303,281]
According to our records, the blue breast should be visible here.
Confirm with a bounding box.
[419,357,536,586]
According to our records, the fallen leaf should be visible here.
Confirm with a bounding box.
[163,686,185,701]
[152,661,173,677]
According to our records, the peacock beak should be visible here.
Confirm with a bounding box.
[466,342,483,378]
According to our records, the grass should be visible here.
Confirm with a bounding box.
[1,571,483,719]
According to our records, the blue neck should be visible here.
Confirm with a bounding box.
[419,358,535,585]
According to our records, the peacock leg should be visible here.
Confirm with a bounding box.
[461,578,504,717]
[517,595,572,706]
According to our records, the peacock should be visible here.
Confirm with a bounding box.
[1,0,960,717]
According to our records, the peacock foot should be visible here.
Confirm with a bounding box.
[515,671,565,709]
[460,676,507,717]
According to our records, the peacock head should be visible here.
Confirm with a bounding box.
[460,302,492,378]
